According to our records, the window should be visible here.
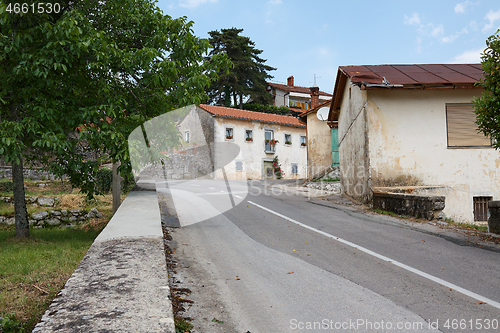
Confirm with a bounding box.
[446,104,491,147]
[474,196,492,221]
[300,135,307,147]
[265,130,275,152]
[185,131,190,143]
[225,127,233,140]
[236,161,243,172]
[245,129,253,142]
[284,134,292,145]
[291,164,298,175]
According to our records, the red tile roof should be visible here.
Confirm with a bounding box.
[199,104,306,128]
[267,82,332,97]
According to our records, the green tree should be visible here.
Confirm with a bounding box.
[206,28,275,108]
[0,0,228,237]
[474,29,500,149]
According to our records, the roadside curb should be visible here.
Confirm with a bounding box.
[32,190,175,333]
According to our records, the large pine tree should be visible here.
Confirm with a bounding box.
[206,28,275,108]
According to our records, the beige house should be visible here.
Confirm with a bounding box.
[328,64,500,223]
[177,104,307,180]
[298,99,335,180]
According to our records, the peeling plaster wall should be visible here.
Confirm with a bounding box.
[367,88,500,223]
[213,118,307,180]
[306,110,332,179]
[338,80,371,203]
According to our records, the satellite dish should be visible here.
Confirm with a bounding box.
[316,107,329,121]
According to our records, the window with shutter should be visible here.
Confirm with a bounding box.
[446,104,491,147]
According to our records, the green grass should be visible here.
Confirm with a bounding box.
[456,222,488,232]
[372,208,408,218]
[0,226,100,331]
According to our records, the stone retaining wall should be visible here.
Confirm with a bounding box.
[0,166,65,181]
[488,201,500,234]
[0,208,103,228]
[373,191,445,220]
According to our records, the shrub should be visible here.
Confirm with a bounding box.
[96,168,113,194]
[1,313,26,333]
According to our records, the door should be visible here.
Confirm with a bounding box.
[263,161,274,179]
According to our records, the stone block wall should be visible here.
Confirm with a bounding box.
[0,166,65,181]
[373,191,445,220]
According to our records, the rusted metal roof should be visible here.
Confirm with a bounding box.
[340,64,483,87]
[329,63,484,122]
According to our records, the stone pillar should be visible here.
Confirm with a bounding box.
[488,201,500,234]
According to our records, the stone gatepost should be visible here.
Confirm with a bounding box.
[488,201,500,234]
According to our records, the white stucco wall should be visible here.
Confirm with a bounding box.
[274,89,289,107]
[213,118,307,180]
[366,88,500,223]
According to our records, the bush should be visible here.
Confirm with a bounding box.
[1,313,26,333]
[96,168,113,194]
[0,181,14,193]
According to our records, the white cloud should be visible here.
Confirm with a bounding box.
[179,0,217,9]
[441,27,468,43]
[450,48,484,63]
[268,0,282,4]
[431,24,444,37]
[483,9,500,32]
[404,12,421,25]
[441,34,459,43]
[455,1,470,14]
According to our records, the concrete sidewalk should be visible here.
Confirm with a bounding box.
[32,190,175,333]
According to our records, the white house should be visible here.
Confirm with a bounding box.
[328,64,500,223]
[267,76,332,112]
[177,104,307,180]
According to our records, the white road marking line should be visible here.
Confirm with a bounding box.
[234,195,242,199]
[247,200,500,310]
[220,190,225,193]
[209,187,216,190]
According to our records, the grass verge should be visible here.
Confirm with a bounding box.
[0,224,102,331]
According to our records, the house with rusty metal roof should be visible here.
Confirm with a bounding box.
[328,64,499,224]
[176,104,307,180]
[267,76,332,113]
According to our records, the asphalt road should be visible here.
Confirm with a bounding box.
[160,180,500,333]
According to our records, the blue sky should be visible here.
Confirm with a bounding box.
[156,0,500,94]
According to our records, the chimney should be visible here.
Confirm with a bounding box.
[309,86,320,109]
[287,76,294,86]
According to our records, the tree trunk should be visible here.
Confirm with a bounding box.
[233,92,238,107]
[13,155,29,238]
[239,93,243,109]
[112,161,121,214]
[224,85,231,107]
